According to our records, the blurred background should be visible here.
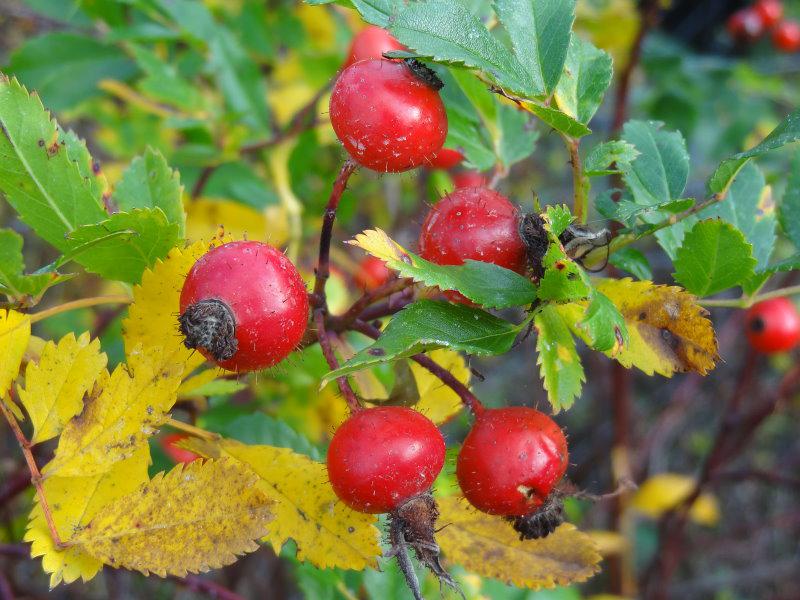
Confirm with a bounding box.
[0,0,799,598]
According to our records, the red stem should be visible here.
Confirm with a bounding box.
[314,309,361,412]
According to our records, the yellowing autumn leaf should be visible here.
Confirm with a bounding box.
[437,496,601,589]
[26,445,150,588]
[16,332,107,444]
[1,309,30,418]
[348,227,409,265]
[411,349,470,425]
[43,346,183,478]
[73,458,273,577]
[123,240,216,374]
[595,278,718,377]
[631,473,720,526]
[187,438,382,570]
[185,198,289,248]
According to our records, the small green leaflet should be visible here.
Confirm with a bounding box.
[672,220,757,297]
[113,148,186,238]
[585,140,639,176]
[348,229,537,309]
[609,248,652,281]
[349,0,400,27]
[525,102,591,138]
[534,305,584,412]
[201,413,320,460]
[322,300,523,386]
[130,44,204,112]
[544,204,574,237]
[708,107,800,195]
[554,34,612,125]
[538,245,592,303]
[779,150,800,250]
[389,1,534,97]
[67,208,182,284]
[494,0,576,97]
[0,229,70,300]
[575,292,629,353]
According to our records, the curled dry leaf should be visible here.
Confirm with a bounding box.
[436,496,602,589]
[594,278,718,376]
[17,332,107,444]
[185,438,382,571]
[73,458,273,577]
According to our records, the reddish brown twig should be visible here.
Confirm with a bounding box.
[330,277,415,331]
[314,309,361,412]
[350,319,485,417]
[0,397,66,549]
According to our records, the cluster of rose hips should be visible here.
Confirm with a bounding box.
[728,0,800,52]
[175,25,573,590]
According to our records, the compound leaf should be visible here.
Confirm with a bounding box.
[17,332,107,444]
[595,278,718,377]
[437,495,601,589]
[73,458,273,577]
[348,228,537,309]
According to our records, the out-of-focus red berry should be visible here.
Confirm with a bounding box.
[772,20,800,52]
[344,25,406,68]
[161,433,200,464]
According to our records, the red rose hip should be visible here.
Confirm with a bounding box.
[745,297,800,353]
[429,148,464,170]
[179,241,309,372]
[728,9,765,41]
[354,255,392,291]
[452,170,487,189]
[327,407,445,513]
[456,407,568,517]
[344,25,406,68]
[329,59,448,172]
[160,433,200,464]
[419,187,528,275]
[772,20,800,52]
[755,0,784,29]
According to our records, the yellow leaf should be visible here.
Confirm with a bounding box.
[43,347,183,478]
[586,530,627,556]
[17,332,107,444]
[411,349,470,425]
[188,438,382,570]
[595,278,718,377]
[347,227,409,265]
[630,473,720,526]
[185,198,289,248]
[1,308,30,394]
[437,496,601,589]
[25,445,150,588]
[122,240,216,375]
[73,458,273,577]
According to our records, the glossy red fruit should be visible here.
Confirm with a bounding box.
[429,147,464,170]
[755,0,784,29]
[419,187,528,275]
[354,256,392,291]
[727,9,765,41]
[452,170,488,189]
[179,241,309,372]
[344,25,406,68]
[329,59,448,172]
[745,297,800,353]
[161,433,199,464]
[457,407,568,516]
[327,407,445,513]
[772,20,800,52]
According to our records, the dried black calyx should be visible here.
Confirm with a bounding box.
[178,298,238,361]
[518,212,549,280]
[387,492,462,600]
[507,491,565,541]
[404,59,444,91]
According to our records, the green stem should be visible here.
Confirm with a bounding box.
[701,284,800,309]
[566,137,589,224]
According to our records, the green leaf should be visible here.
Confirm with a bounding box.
[545,204,574,237]
[323,300,522,384]
[609,247,652,281]
[494,0,576,96]
[709,107,800,195]
[525,102,591,138]
[779,150,800,250]
[585,140,639,176]
[389,1,534,96]
[538,245,592,303]
[672,220,757,297]
[114,148,186,237]
[497,105,538,168]
[449,68,498,130]
[700,162,775,271]
[0,76,108,252]
[7,33,137,110]
[576,291,629,353]
[350,229,537,308]
[59,128,109,202]
[209,27,271,131]
[443,108,496,171]
[130,44,204,112]
[204,413,320,460]
[188,379,246,397]
[202,162,279,210]
[0,229,69,300]
[554,34,612,125]
[534,305,584,412]
[66,208,181,283]
[350,0,399,27]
